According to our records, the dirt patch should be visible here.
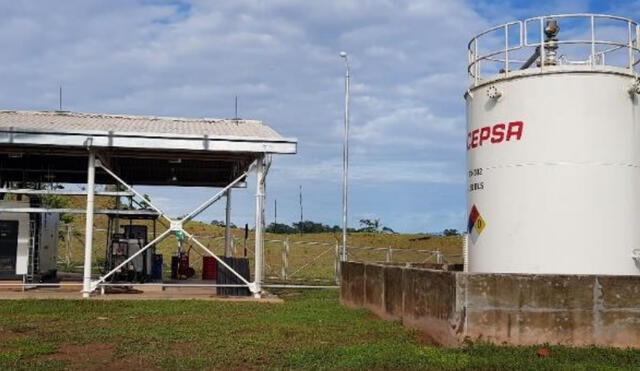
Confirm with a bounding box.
[40,343,114,370]
[169,341,201,357]
[362,313,440,346]
[0,330,21,342]
[415,330,441,346]
[109,356,161,370]
[0,330,26,355]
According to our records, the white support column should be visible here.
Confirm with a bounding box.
[224,189,232,257]
[82,151,96,298]
[253,156,265,297]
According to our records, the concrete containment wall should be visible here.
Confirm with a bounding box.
[340,262,640,347]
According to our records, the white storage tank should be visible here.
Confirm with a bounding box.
[465,14,640,275]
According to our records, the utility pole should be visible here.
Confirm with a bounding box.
[339,51,350,262]
[234,96,239,119]
[299,185,303,235]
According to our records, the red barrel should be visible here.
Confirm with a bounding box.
[202,256,217,280]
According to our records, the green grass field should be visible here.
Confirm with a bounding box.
[0,290,638,370]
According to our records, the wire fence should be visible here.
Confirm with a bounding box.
[55,223,462,284]
[169,236,463,284]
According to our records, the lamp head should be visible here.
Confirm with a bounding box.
[339,51,348,58]
[544,18,559,38]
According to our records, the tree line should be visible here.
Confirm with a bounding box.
[263,218,396,234]
[209,218,461,236]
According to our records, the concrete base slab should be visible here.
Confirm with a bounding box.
[0,290,282,302]
[0,281,25,291]
[0,279,274,302]
[341,262,640,348]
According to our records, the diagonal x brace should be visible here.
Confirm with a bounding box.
[180,162,256,224]
[95,155,172,223]
[81,155,260,296]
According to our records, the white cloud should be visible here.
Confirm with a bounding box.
[276,159,463,185]
[0,0,594,231]
[351,106,463,148]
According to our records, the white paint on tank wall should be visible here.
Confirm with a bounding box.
[466,69,640,275]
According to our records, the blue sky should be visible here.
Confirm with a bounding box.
[0,0,636,233]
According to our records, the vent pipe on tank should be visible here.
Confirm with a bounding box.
[541,18,560,66]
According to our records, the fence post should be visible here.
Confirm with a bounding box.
[334,241,341,284]
[281,238,289,280]
[231,237,236,258]
[385,247,392,263]
[436,251,443,264]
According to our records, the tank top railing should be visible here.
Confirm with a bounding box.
[468,14,640,86]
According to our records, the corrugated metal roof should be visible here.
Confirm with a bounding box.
[0,110,284,140]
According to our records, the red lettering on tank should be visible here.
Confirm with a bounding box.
[479,127,491,146]
[467,121,524,151]
[506,121,524,141]
[491,123,505,143]
[471,129,480,148]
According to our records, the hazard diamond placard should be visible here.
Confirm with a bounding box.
[468,205,486,243]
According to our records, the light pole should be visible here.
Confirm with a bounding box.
[340,51,350,262]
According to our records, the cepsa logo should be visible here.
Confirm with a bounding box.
[467,121,524,150]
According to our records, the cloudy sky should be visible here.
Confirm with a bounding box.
[0,0,634,233]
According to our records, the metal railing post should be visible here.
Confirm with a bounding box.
[540,18,545,69]
[591,15,596,68]
[474,39,479,84]
[629,21,634,71]
[468,45,473,84]
[82,151,96,298]
[636,25,640,71]
[504,24,509,76]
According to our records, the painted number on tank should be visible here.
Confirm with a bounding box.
[469,182,484,191]
[468,168,483,177]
